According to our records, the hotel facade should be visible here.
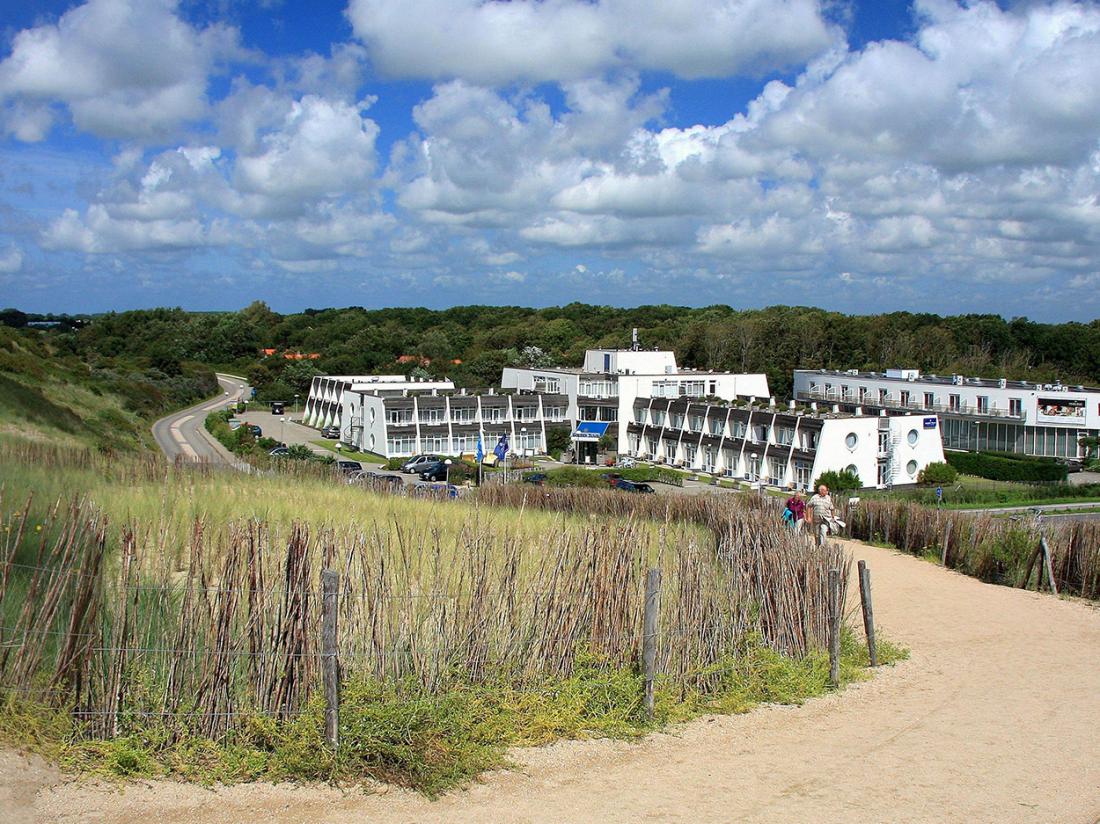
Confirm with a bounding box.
[793,369,1100,462]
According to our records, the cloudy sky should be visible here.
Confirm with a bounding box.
[1,0,1099,318]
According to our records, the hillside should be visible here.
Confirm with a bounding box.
[0,326,217,451]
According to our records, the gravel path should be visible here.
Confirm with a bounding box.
[7,539,1100,823]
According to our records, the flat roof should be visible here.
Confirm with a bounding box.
[796,369,1100,394]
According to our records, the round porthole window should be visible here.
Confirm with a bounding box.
[907,429,919,446]
[369,434,376,450]
[907,460,918,476]
[369,407,376,422]
[845,464,858,477]
[845,432,858,450]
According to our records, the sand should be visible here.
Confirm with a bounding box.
[5,539,1100,823]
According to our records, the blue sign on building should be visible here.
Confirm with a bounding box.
[923,417,938,429]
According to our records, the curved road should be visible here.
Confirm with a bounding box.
[151,373,249,464]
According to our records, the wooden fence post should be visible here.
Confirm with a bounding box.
[321,569,340,749]
[1040,536,1059,597]
[857,560,877,667]
[642,567,662,720]
[828,568,841,689]
[941,520,952,567]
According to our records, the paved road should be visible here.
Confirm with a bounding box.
[150,373,248,464]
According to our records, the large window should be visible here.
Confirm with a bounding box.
[651,409,666,427]
[544,405,566,421]
[386,435,416,455]
[924,392,935,408]
[532,375,560,394]
[949,394,961,412]
[451,434,478,453]
[451,407,476,423]
[419,408,444,424]
[1009,398,1022,417]
[977,396,989,414]
[386,408,413,425]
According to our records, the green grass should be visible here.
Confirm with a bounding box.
[0,632,906,795]
[310,440,386,465]
[867,474,1100,509]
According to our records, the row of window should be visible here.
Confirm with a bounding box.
[386,432,545,455]
[630,436,814,486]
[940,419,1087,459]
[811,383,1024,417]
[634,411,817,449]
[385,406,567,425]
[650,379,714,399]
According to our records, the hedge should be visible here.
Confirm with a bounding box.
[945,451,1068,483]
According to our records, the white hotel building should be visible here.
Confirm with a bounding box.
[794,368,1100,462]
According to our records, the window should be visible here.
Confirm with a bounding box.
[386,408,413,425]
[776,427,794,445]
[746,454,761,482]
[845,432,858,450]
[690,415,704,432]
[544,406,566,421]
[841,384,850,399]
[451,407,475,423]
[708,381,717,396]
[1009,398,1022,417]
[977,396,989,414]
[795,463,812,489]
[386,435,416,455]
[845,464,859,478]
[422,435,446,452]
[907,429,919,446]
[635,408,648,425]
[703,445,717,472]
[859,386,868,402]
[683,443,697,466]
[484,406,506,422]
[878,431,889,454]
[532,375,560,394]
[671,414,685,430]
[679,380,705,397]
[901,390,911,407]
[733,420,747,438]
[924,392,935,408]
[709,418,724,436]
[664,441,677,462]
[768,458,785,485]
[753,424,769,442]
[652,410,666,427]
[906,460,918,476]
[949,394,961,412]
[420,407,444,424]
[879,388,889,404]
[451,434,478,453]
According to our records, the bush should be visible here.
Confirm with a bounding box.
[945,451,1068,483]
[813,469,861,493]
[917,461,958,484]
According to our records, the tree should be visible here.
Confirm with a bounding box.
[917,462,959,484]
[814,469,862,493]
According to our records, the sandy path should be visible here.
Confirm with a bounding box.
[7,540,1100,823]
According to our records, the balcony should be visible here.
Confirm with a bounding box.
[800,388,1025,421]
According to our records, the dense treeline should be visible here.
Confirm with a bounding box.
[11,302,1100,400]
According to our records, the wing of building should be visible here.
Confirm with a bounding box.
[793,368,1098,462]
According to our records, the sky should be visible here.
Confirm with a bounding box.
[0,1,1099,319]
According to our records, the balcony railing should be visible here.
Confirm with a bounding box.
[801,388,1025,421]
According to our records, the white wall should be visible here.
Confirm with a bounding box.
[340,390,386,454]
[583,349,676,374]
[886,415,946,484]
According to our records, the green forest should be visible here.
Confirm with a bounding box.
[5,302,1100,404]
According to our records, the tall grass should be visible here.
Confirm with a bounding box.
[842,498,1100,597]
[0,438,865,790]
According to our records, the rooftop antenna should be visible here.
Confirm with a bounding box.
[631,327,640,352]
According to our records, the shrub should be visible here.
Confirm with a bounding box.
[813,469,861,493]
[945,451,1068,483]
[917,461,958,484]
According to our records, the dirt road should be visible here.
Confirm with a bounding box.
[8,540,1100,823]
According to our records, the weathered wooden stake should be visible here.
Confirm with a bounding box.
[828,568,841,688]
[1040,536,1059,597]
[941,520,952,567]
[321,569,340,749]
[857,560,877,667]
[642,567,662,720]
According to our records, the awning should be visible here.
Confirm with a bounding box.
[572,421,610,441]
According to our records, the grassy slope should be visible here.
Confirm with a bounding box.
[0,328,216,452]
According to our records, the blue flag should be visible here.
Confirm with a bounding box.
[476,436,484,464]
[494,433,509,461]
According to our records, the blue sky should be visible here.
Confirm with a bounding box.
[1,1,1099,319]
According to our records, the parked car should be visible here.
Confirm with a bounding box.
[401,454,443,474]
[523,472,548,485]
[270,402,284,415]
[336,460,362,474]
[248,424,262,437]
[321,425,340,439]
[616,457,637,468]
[629,482,656,494]
[418,461,450,481]
[599,472,622,487]
[268,446,289,456]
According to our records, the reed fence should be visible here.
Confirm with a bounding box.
[0,483,847,743]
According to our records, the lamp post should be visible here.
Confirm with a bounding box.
[521,427,527,460]
[280,415,286,446]
[294,394,300,420]
[444,458,453,485]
